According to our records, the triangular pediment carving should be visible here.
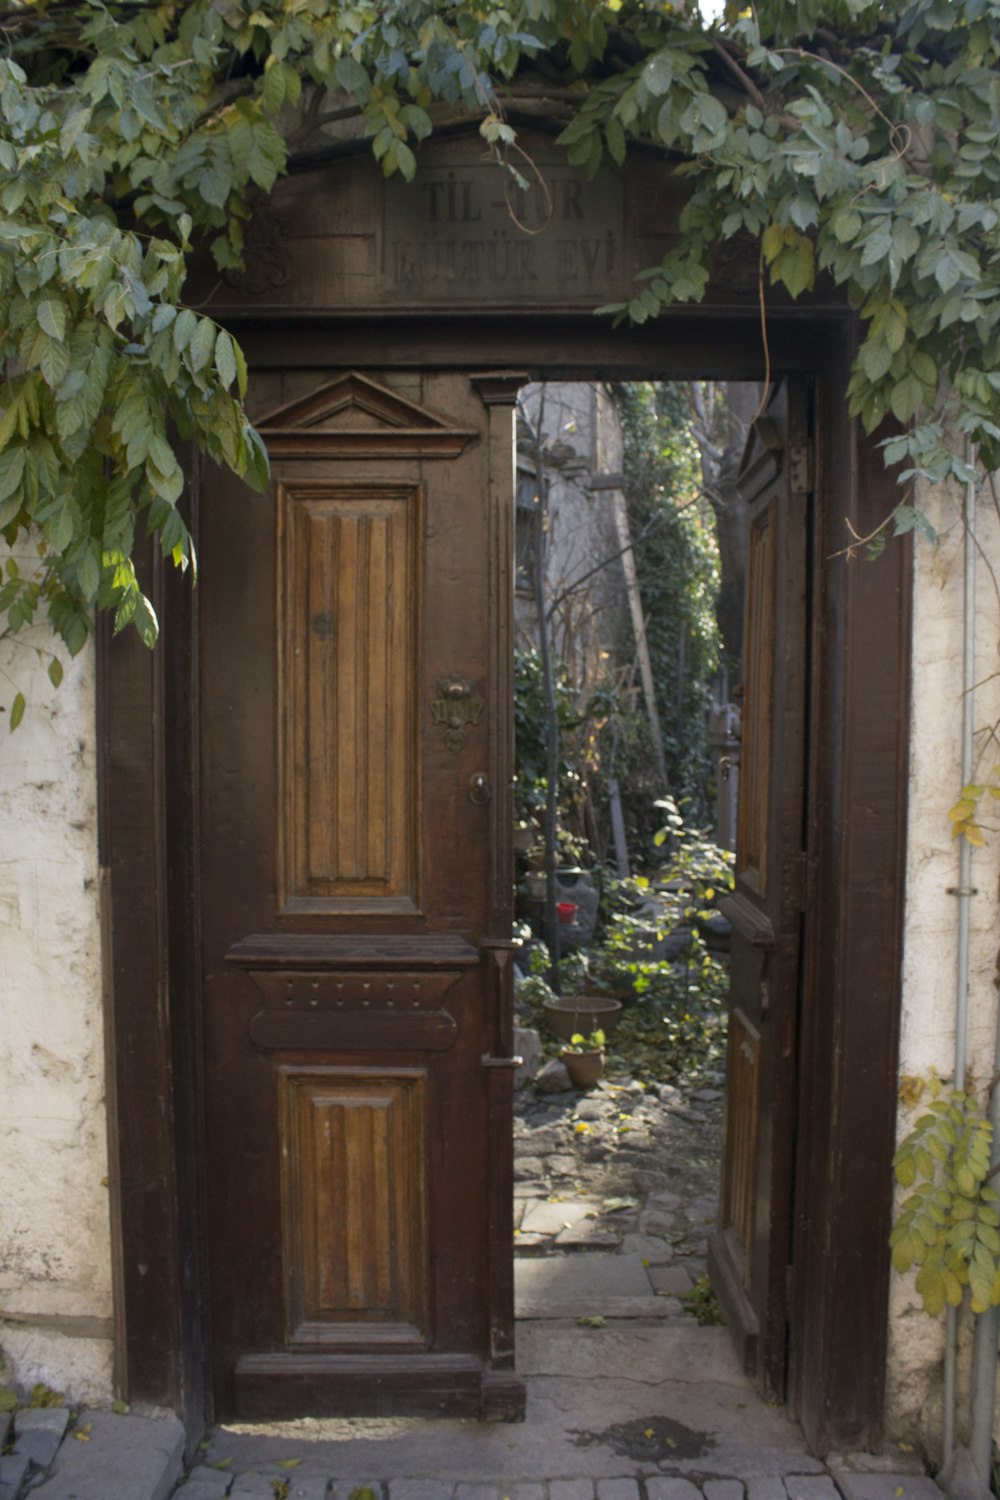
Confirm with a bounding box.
[255,372,478,458]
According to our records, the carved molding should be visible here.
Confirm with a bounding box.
[246,969,462,1051]
[256,371,478,458]
[226,933,480,969]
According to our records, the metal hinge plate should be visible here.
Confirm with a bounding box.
[789,444,813,493]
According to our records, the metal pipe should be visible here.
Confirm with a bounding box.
[943,444,978,1470]
[965,441,999,1490]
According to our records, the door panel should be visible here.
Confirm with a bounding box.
[709,381,810,1401]
[198,369,521,1420]
[277,480,423,915]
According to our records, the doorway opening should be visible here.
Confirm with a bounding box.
[103,304,908,1461]
[506,378,784,1402]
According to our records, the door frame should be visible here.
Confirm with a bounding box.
[98,307,910,1457]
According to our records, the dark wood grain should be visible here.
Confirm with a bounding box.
[101,166,907,1445]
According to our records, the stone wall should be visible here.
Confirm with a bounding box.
[886,470,1000,1457]
[0,636,112,1402]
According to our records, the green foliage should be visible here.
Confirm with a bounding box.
[514,642,624,865]
[608,995,726,1087]
[598,797,733,999]
[680,1273,725,1326]
[513,644,586,829]
[4,0,1000,689]
[892,1087,1000,1318]
[616,383,721,825]
[565,1027,606,1052]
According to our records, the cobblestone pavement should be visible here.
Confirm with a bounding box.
[511,1075,725,1291]
[19,1078,938,1500]
[162,1078,934,1500]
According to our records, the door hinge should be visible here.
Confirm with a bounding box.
[789,443,813,493]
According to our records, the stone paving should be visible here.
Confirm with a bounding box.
[13,1074,943,1500]
[511,1073,725,1298]
[158,1075,935,1500]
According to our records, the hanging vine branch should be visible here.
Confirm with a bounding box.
[2,0,1000,698]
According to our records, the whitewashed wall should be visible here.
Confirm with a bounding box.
[0,637,112,1402]
[886,471,1000,1458]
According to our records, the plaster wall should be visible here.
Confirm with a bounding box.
[0,636,112,1402]
[886,470,1000,1458]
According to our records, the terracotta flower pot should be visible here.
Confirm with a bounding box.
[561,1048,605,1089]
[543,995,623,1041]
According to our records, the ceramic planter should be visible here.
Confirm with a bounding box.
[543,995,622,1041]
[561,1048,605,1089]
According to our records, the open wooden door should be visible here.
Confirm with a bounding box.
[708,381,810,1402]
[196,368,523,1422]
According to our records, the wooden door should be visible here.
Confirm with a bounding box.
[708,381,810,1401]
[197,368,523,1422]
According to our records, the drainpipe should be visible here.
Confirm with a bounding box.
[941,443,977,1478]
[965,464,1000,1492]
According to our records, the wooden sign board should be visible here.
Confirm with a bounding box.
[378,159,627,304]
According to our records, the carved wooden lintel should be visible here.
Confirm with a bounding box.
[245,968,462,1051]
[226,932,480,969]
[256,371,479,458]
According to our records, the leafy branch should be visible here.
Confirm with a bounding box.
[893,1085,1000,1318]
[4,0,1000,710]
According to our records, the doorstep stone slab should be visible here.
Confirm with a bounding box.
[554,1222,622,1248]
[519,1201,596,1236]
[784,1479,841,1500]
[0,1452,31,1500]
[704,1482,744,1500]
[387,1482,455,1500]
[549,1482,595,1500]
[595,1481,642,1500]
[647,1264,694,1295]
[833,1478,945,1500]
[229,1476,281,1498]
[621,1235,674,1264]
[746,1481,790,1500]
[515,1254,652,1304]
[31,1409,185,1500]
[284,1482,332,1500]
[13,1407,71,1471]
[646,1482,703,1500]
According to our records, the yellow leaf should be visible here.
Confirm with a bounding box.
[276,1459,301,1469]
[644,1427,655,1439]
[899,1075,925,1109]
[964,824,987,848]
[948,798,977,823]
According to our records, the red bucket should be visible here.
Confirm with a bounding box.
[556,901,577,924]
